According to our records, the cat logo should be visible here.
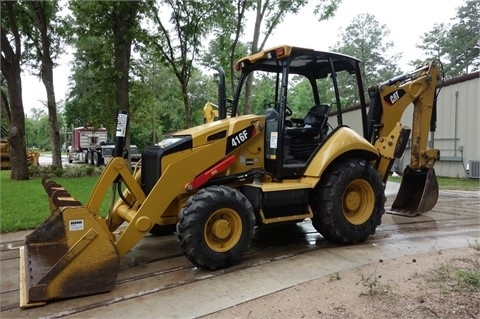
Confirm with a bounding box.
[384,89,406,106]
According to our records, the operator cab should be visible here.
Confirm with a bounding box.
[232,46,369,180]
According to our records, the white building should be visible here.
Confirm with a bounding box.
[331,71,479,179]
[399,71,479,179]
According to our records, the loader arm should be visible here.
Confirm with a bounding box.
[368,60,443,216]
[112,116,264,256]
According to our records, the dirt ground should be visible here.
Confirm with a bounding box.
[202,246,480,319]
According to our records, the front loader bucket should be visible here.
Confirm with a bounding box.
[19,181,119,308]
[389,166,439,217]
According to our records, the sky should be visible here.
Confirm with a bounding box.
[21,0,464,117]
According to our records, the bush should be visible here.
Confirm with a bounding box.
[29,164,103,178]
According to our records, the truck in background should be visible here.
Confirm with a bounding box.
[67,126,140,167]
[67,127,108,166]
[99,143,141,166]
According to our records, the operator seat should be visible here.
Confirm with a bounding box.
[286,104,330,138]
[286,104,330,160]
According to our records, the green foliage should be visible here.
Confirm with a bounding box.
[312,0,342,21]
[357,273,391,296]
[0,169,105,233]
[21,1,62,77]
[246,74,278,115]
[428,254,480,293]
[389,175,480,191]
[329,272,341,281]
[456,269,480,289]
[65,1,147,133]
[471,239,480,251]
[28,164,101,178]
[64,1,117,131]
[146,0,235,128]
[203,38,249,97]
[25,116,49,149]
[25,111,66,151]
[414,0,479,77]
[331,13,401,86]
[287,77,317,117]
[437,176,480,191]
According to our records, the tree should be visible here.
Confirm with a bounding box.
[244,0,341,114]
[22,1,63,168]
[327,13,402,110]
[414,0,479,78]
[129,52,182,148]
[1,1,29,180]
[413,23,450,68]
[66,1,145,135]
[147,0,234,128]
[202,36,249,99]
[331,13,401,88]
[445,0,479,76]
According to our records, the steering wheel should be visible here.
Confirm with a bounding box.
[266,102,292,117]
[285,106,292,117]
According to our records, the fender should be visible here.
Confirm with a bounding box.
[301,126,379,185]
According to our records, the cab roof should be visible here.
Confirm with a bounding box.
[235,45,361,79]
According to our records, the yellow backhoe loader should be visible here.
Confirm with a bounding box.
[1,126,40,169]
[19,45,443,307]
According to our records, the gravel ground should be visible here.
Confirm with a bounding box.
[202,246,480,319]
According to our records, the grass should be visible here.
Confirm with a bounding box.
[0,167,478,233]
[357,273,391,296]
[389,175,480,191]
[0,169,111,233]
[427,254,480,294]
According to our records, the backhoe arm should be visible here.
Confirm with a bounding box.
[368,60,443,216]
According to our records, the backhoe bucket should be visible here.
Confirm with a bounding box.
[19,181,119,308]
[390,166,439,217]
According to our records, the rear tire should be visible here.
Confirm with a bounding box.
[92,152,99,167]
[87,151,93,165]
[310,158,385,244]
[177,185,255,270]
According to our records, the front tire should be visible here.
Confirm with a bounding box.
[177,185,255,270]
[310,158,385,244]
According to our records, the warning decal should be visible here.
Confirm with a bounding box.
[69,219,84,231]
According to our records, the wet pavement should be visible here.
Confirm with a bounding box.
[0,186,479,319]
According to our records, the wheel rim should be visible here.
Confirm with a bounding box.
[204,208,242,253]
[343,179,375,225]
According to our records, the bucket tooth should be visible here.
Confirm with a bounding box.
[42,178,82,211]
[19,206,119,308]
[389,166,439,217]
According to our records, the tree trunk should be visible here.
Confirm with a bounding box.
[229,0,248,95]
[112,3,139,167]
[113,29,131,116]
[1,2,29,180]
[244,0,263,115]
[182,84,191,129]
[33,2,62,168]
